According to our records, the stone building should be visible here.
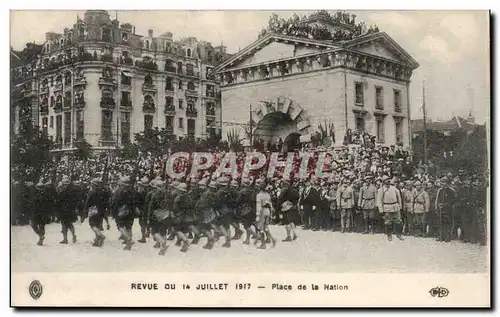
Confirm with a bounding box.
[11,10,231,151]
[212,11,419,149]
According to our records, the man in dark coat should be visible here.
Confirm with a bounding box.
[31,181,51,245]
[57,176,79,244]
[195,179,218,249]
[299,179,320,230]
[435,177,456,242]
[214,177,233,248]
[136,177,151,244]
[148,179,169,255]
[84,178,111,247]
[172,181,191,252]
[227,180,244,240]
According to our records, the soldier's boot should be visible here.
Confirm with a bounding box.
[191,235,201,245]
[138,238,147,243]
[188,232,194,239]
[395,223,404,240]
[385,225,393,241]
[119,235,125,241]
[153,241,161,248]
[203,237,215,249]
[60,231,68,244]
[258,233,267,249]
[37,235,45,246]
[175,238,182,246]
[123,239,134,251]
[180,241,190,253]
[231,228,244,240]
[158,243,168,256]
[222,236,231,248]
[98,235,106,247]
[167,232,176,241]
[92,238,99,247]
[363,221,369,234]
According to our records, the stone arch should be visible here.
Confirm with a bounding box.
[252,96,311,144]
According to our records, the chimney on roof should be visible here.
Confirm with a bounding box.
[148,29,153,37]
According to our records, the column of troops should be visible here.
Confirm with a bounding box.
[11,171,487,255]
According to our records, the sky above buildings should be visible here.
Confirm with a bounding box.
[10,10,490,124]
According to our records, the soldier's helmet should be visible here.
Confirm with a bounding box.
[176,182,188,192]
[217,176,230,186]
[208,180,218,189]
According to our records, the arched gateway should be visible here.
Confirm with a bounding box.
[252,97,312,150]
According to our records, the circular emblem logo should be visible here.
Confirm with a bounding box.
[29,280,43,300]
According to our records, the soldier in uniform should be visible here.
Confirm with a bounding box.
[194,179,218,249]
[228,180,244,240]
[148,178,170,255]
[413,181,430,237]
[214,177,233,248]
[255,180,277,249]
[236,178,258,245]
[84,178,111,247]
[403,181,417,236]
[172,182,191,252]
[277,179,300,241]
[358,176,377,234]
[327,178,340,231]
[56,175,79,244]
[135,177,151,244]
[435,177,456,242]
[112,176,136,250]
[336,179,355,233]
[352,179,362,232]
[458,178,474,243]
[377,176,404,241]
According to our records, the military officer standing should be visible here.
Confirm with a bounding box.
[84,178,111,247]
[435,177,456,242]
[413,181,430,237]
[336,179,355,233]
[377,176,404,241]
[56,175,79,244]
[358,176,377,234]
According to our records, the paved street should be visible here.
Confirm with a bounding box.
[11,220,488,273]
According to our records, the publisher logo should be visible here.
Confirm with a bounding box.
[429,287,449,298]
[29,280,43,300]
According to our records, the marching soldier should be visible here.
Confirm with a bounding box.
[56,175,78,244]
[172,182,191,252]
[236,178,258,245]
[435,177,456,242]
[358,176,377,234]
[194,178,217,249]
[413,181,430,237]
[112,176,136,250]
[214,177,233,248]
[336,179,355,233]
[377,176,404,241]
[83,178,111,247]
[136,177,151,243]
[228,180,244,240]
[148,178,170,255]
[31,180,50,245]
[277,179,299,241]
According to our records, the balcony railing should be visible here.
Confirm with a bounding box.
[98,77,117,87]
[54,82,63,91]
[164,104,176,115]
[186,108,198,117]
[74,77,87,86]
[120,100,132,110]
[40,105,49,114]
[165,66,177,73]
[142,103,156,113]
[101,54,114,63]
[136,60,158,71]
[39,86,49,94]
[74,98,85,109]
[142,83,157,92]
[119,57,134,66]
[100,97,116,109]
[165,126,174,135]
[205,91,216,98]
[185,89,198,98]
[394,104,402,113]
[206,108,216,116]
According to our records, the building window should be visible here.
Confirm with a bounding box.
[206,101,215,116]
[101,111,113,141]
[121,112,130,144]
[76,110,84,140]
[42,117,48,135]
[354,82,364,106]
[355,117,365,131]
[376,118,385,143]
[144,74,153,85]
[186,64,194,76]
[56,115,62,144]
[375,86,384,110]
[165,116,174,130]
[177,62,183,74]
[121,91,131,107]
[395,120,403,144]
[50,96,55,107]
[187,48,191,57]
[178,117,184,129]
[165,77,174,91]
[187,81,195,91]
[165,96,174,107]
[178,80,183,90]
[187,118,195,137]
[394,89,402,112]
[144,114,153,131]
[121,32,128,43]
[50,116,54,128]
[121,72,131,85]
[178,99,184,109]
[145,40,150,50]
[165,60,176,73]
[102,27,112,42]
[206,118,215,135]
